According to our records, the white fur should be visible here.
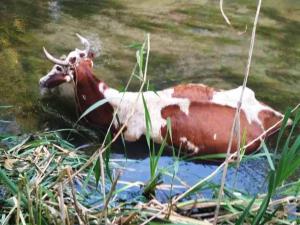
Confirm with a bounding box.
[213,133,217,140]
[212,86,282,125]
[64,75,72,82]
[99,83,106,93]
[101,86,190,143]
[180,137,199,152]
[66,48,88,65]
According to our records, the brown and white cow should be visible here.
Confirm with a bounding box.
[39,35,285,156]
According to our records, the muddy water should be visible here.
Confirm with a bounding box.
[0,0,299,197]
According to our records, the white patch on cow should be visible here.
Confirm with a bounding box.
[213,133,217,140]
[64,75,72,82]
[179,137,199,153]
[102,87,191,143]
[99,83,105,93]
[66,48,88,65]
[212,86,282,125]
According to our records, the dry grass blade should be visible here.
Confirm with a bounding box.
[15,196,26,225]
[98,171,121,223]
[2,197,18,225]
[140,208,165,225]
[99,150,106,224]
[66,167,86,224]
[213,0,263,223]
[58,182,67,225]
[219,0,231,25]
[140,203,212,225]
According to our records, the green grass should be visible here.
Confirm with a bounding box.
[236,109,300,225]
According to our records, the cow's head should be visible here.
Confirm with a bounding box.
[39,34,95,90]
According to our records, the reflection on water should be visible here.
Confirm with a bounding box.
[0,0,299,197]
[79,154,270,204]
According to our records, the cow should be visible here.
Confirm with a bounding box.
[39,34,286,156]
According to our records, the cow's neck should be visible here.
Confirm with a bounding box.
[75,70,114,128]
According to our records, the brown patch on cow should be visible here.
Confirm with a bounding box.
[75,60,114,129]
[259,110,283,134]
[172,84,215,102]
[161,103,263,155]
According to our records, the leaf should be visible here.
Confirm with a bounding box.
[142,94,152,150]
[275,108,292,152]
[82,164,95,194]
[262,142,275,171]
[77,98,110,122]
[166,117,173,144]
[235,194,257,225]
[104,132,113,182]
[93,158,101,188]
[252,172,276,225]
[127,43,143,49]
[0,105,13,110]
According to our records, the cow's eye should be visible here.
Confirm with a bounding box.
[56,66,62,72]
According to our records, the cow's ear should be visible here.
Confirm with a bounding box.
[88,51,95,59]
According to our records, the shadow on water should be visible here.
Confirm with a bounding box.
[0,0,299,201]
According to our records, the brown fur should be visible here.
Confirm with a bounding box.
[172,84,215,101]
[75,60,114,128]
[161,103,263,155]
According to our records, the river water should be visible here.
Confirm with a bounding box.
[0,0,299,198]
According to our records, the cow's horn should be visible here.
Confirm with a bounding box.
[76,33,90,53]
[43,47,69,65]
